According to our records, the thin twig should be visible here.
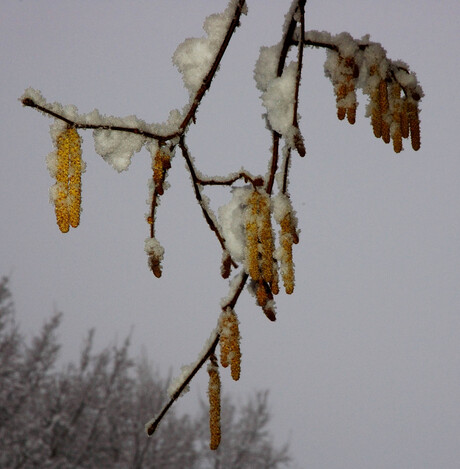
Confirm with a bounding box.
[178,137,238,268]
[266,2,303,195]
[146,331,220,436]
[21,0,247,144]
[281,148,292,195]
[178,0,247,134]
[196,172,263,188]
[21,98,173,142]
[145,271,248,436]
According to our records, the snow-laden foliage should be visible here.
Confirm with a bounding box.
[0,278,290,469]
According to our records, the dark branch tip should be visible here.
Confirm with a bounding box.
[21,97,34,107]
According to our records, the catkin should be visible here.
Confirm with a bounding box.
[378,80,390,144]
[279,213,295,294]
[207,356,221,450]
[408,101,421,151]
[68,131,83,228]
[219,308,241,381]
[152,148,171,195]
[400,100,410,139]
[333,55,357,125]
[245,190,276,297]
[54,127,82,233]
[246,218,260,281]
[258,194,275,285]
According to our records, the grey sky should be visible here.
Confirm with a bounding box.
[2,1,459,467]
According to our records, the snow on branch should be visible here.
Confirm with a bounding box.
[21,0,423,451]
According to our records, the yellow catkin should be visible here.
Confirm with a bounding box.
[270,265,280,296]
[153,149,171,195]
[334,56,356,124]
[256,280,269,308]
[219,314,231,369]
[67,129,83,228]
[280,214,295,294]
[219,308,241,381]
[258,193,275,285]
[246,190,262,281]
[54,127,82,232]
[229,313,241,381]
[245,189,278,308]
[245,219,260,281]
[55,130,71,233]
[207,356,221,450]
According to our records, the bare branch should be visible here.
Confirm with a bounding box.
[179,138,238,268]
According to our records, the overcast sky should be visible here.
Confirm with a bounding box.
[2,1,460,467]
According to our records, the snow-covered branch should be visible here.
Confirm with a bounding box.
[20,0,423,451]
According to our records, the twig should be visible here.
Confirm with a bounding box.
[196,172,263,188]
[21,0,247,144]
[145,330,220,436]
[178,0,247,134]
[265,1,305,195]
[145,271,248,436]
[178,137,238,268]
[21,97,173,142]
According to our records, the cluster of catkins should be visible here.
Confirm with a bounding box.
[207,188,299,449]
[207,307,242,449]
[323,33,422,153]
[244,189,299,320]
[48,126,84,233]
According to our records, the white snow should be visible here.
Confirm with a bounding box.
[172,0,243,96]
[93,128,145,172]
[218,186,252,262]
[254,44,282,92]
[144,237,165,260]
[167,327,219,398]
[261,61,298,141]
